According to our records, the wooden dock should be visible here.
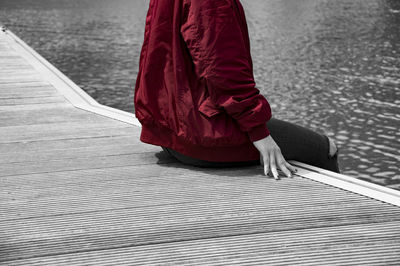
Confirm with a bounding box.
[1,27,400,265]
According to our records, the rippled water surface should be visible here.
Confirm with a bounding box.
[1,0,399,189]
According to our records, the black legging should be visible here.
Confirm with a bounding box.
[162,118,340,173]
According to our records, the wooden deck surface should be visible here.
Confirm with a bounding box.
[1,28,400,265]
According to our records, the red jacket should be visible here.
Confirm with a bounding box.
[135,0,272,162]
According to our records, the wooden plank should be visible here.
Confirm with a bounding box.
[0,55,21,59]
[0,84,56,93]
[0,54,24,58]
[0,78,47,84]
[0,51,19,56]
[0,65,34,71]
[0,91,59,99]
[0,65,38,73]
[3,222,400,265]
[0,150,173,177]
[0,117,136,134]
[0,102,72,112]
[0,72,44,80]
[0,107,117,126]
[0,58,27,65]
[0,141,157,163]
[0,96,67,105]
[0,81,51,89]
[0,64,34,69]
[0,76,45,83]
[0,88,58,98]
[0,122,138,143]
[0,72,40,80]
[0,135,140,153]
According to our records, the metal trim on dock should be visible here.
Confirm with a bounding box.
[1,27,399,207]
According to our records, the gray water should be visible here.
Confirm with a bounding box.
[1,0,399,189]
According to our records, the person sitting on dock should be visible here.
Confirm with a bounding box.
[134,0,339,178]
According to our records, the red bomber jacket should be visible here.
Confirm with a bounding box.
[134,0,272,162]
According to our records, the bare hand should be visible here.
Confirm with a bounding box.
[253,135,297,179]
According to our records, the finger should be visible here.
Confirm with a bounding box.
[263,154,270,177]
[259,154,264,166]
[269,152,279,180]
[285,162,297,174]
[276,153,291,178]
[278,159,292,178]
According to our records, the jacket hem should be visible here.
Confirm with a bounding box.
[140,122,261,162]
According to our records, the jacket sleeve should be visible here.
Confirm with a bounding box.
[180,0,272,142]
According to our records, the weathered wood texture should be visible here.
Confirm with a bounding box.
[1,31,399,265]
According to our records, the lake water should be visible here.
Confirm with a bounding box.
[1,0,399,189]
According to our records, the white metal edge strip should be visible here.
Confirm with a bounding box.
[2,27,399,207]
[0,27,141,127]
[291,161,400,207]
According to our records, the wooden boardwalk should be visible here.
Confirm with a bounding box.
[1,27,400,265]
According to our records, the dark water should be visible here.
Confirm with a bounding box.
[1,0,399,189]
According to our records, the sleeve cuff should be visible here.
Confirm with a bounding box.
[247,123,270,142]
